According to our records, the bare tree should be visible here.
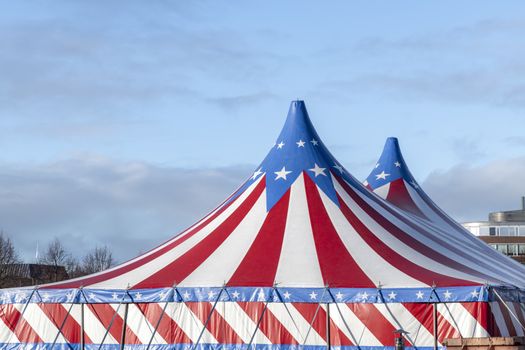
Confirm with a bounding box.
[39,238,70,267]
[0,231,20,287]
[39,238,75,281]
[82,246,115,275]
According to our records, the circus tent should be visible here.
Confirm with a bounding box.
[2,101,525,349]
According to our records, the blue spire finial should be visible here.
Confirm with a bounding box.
[244,101,342,211]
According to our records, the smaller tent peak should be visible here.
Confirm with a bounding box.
[365,137,417,191]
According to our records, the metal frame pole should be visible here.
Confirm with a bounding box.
[192,287,225,350]
[433,303,438,350]
[120,302,129,350]
[145,288,175,350]
[81,302,85,350]
[326,302,331,350]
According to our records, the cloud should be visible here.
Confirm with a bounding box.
[207,92,278,111]
[0,156,253,262]
[422,156,525,222]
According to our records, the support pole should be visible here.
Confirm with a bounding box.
[326,302,331,350]
[192,287,225,350]
[433,303,438,350]
[50,301,76,350]
[81,303,85,350]
[120,303,129,350]
[145,288,175,350]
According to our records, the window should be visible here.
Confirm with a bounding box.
[489,227,497,236]
[496,244,508,255]
[519,244,525,255]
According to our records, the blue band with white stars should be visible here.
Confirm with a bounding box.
[1,285,523,304]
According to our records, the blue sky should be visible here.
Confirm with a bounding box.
[2,1,525,261]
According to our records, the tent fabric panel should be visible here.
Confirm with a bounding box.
[0,301,495,348]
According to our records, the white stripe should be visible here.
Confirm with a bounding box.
[324,180,423,287]
[91,177,264,288]
[68,304,116,344]
[375,303,434,347]
[438,303,488,338]
[274,173,324,287]
[214,302,272,345]
[114,303,166,344]
[266,303,309,344]
[180,189,267,286]
[164,302,218,344]
[13,303,66,344]
[490,302,509,337]
[373,183,390,199]
[338,178,489,285]
[328,303,381,346]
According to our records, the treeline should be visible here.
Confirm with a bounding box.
[0,231,115,286]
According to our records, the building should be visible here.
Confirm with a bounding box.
[462,197,525,263]
[0,263,69,288]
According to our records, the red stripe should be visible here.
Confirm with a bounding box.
[336,190,471,286]
[136,303,192,344]
[228,189,290,286]
[135,179,266,288]
[498,301,517,336]
[304,174,374,287]
[461,302,489,334]
[38,303,91,344]
[488,302,502,337]
[51,180,244,289]
[334,175,485,286]
[386,178,426,218]
[512,303,525,333]
[0,304,42,343]
[237,301,298,344]
[402,303,435,340]
[292,303,353,346]
[347,174,515,284]
[87,304,141,344]
[346,303,397,346]
[185,302,244,344]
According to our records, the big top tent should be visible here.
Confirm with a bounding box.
[2,101,525,349]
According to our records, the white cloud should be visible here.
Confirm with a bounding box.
[0,156,252,262]
[422,156,525,222]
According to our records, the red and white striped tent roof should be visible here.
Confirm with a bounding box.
[6,101,525,305]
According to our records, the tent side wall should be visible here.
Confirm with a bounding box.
[0,301,511,349]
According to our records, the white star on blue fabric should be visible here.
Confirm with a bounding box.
[252,168,263,180]
[282,291,291,299]
[443,290,452,300]
[387,291,397,300]
[208,290,217,299]
[274,166,292,180]
[375,171,390,180]
[182,291,190,300]
[416,291,424,299]
[277,141,285,149]
[470,290,479,298]
[134,292,143,300]
[394,161,401,167]
[309,291,318,300]
[309,163,327,177]
[231,291,240,299]
[310,139,319,146]
[335,292,344,301]
[333,164,344,174]
[296,139,305,147]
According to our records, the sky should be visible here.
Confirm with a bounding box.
[1,0,525,262]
